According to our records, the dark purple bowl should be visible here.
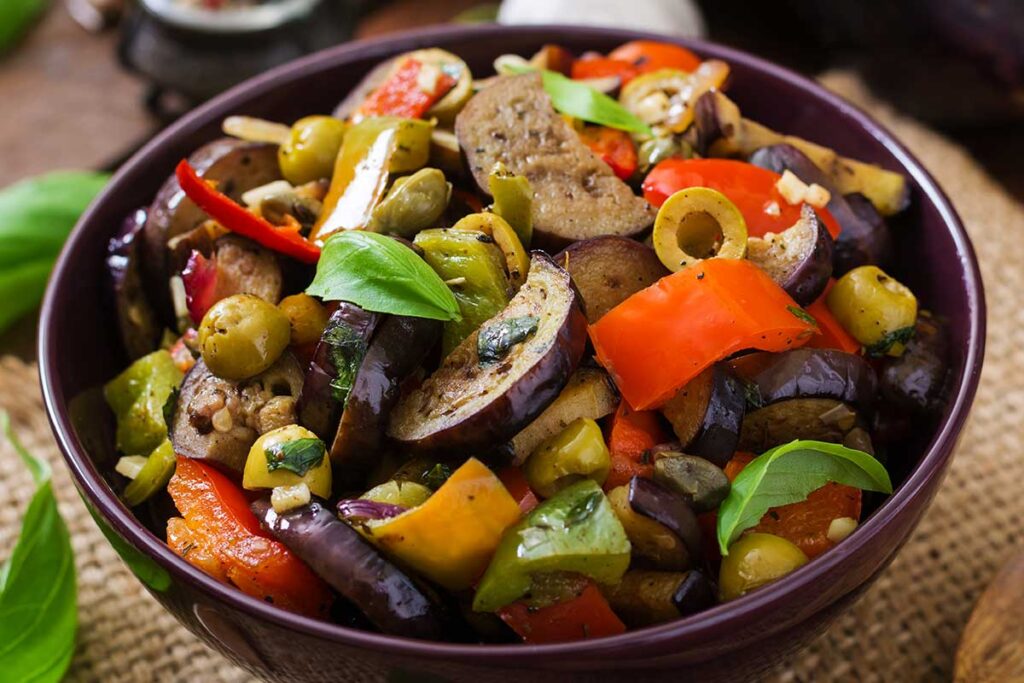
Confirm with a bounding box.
[39,24,985,682]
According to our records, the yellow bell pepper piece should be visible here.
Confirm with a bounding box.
[368,458,521,590]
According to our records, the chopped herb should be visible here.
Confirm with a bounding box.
[865,326,915,357]
[422,463,452,490]
[323,322,368,405]
[265,438,326,477]
[742,380,764,409]
[564,490,603,527]
[478,316,539,365]
[787,305,818,327]
[162,386,180,428]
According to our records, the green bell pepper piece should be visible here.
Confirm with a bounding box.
[472,479,631,612]
[104,350,183,456]
[488,162,533,247]
[122,439,177,507]
[414,228,510,355]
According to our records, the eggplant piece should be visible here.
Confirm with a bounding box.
[628,477,703,565]
[746,204,833,306]
[107,207,161,359]
[738,397,863,452]
[881,312,950,413]
[660,363,745,467]
[252,499,453,640]
[297,303,381,440]
[555,236,669,323]
[744,348,878,416]
[388,253,587,458]
[652,453,731,513]
[330,314,442,486]
[510,367,619,464]
[455,74,655,250]
[141,139,282,323]
[603,570,715,628]
[171,353,304,473]
[747,143,894,274]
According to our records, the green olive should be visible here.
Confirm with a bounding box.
[653,452,730,513]
[826,265,918,356]
[278,293,328,347]
[524,418,611,498]
[653,187,748,272]
[368,167,450,237]
[198,294,291,380]
[243,424,332,498]
[719,532,809,601]
[278,115,347,185]
[607,485,691,571]
[362,480,433,508]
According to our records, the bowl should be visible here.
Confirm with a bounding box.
[39,24,985,682]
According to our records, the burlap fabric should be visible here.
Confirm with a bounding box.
[0,72,1018,682]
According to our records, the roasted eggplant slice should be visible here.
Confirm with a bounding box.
[628,476,703,565]
[170,354,303,473]
[252,499,454,640]
[141,139,282,323]
[660,363,745,467]
[748,143,894,274]
[746,204,833,306]
[107,208,161,359]
[741,348,878,416]
[330,314,442,485]
[603,570,715,628]
[881,312,950,413]
[388,253,587,457]
[455,74,655,249]
[510,367,619,464]
[739,397,862,452]
[555,236,669,323]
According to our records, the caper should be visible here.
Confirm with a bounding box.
[198,294,290,380]
[653,452,730,513]
[827,265,918,356]
[278,293,328,347]
[524,418,610,498]
[367,167,450,237]
[719,532,809,601]
[278,115,346,186]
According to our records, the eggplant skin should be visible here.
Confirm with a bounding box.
[388,253,587,458]
[748,144,894,274]
[107,207,162,359]
[690,365,746,467]
[747,348,878,415]
[881,312,950,414]
[252,499,454,641]
[739,398,859,453]
[746,204,833,306]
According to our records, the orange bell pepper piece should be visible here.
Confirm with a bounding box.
[604,400,667,490]
[368,458,522,590]
[590,259,816,410]
[499,582,626,644]
[577,126,638,180]
[358,58,456,120]
[608,40,703,76]
[166,457,332,617]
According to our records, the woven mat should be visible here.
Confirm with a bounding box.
[1,71,1020,682]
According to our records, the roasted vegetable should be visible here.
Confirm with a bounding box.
[660,363,745,466]
[361,480,433,508]
[627,477,703,565]
[510,367,619,464]
[104,349,184,457]
[880,312,950,413]
[577,125,638,180]
[121,439,177,507]
[619,61,729,135]
[828,265,918,356]
[746,204,834,306]
[487,162,533,246]
[242,425,332,499]
[455,73,654,249]
[356,55,458,121]
[560,241,665,323]
[181,235,285,326]
[277,293,329,347]
[368,168,451,237]
[651,186,747,272]
[108,208,162,359]
[652,453,730,513]
[738,348,878,416]
[605,483,685,571]
[524,418,611,498]
[738,398,860,453]
[389,254,587,458]
[719,532,808,601]
[413,227,510,355]
[473,480,631,612]
[252,498,453,639]
[198,294,291,380]
[602,570,715,627]
[450,212,530,292]
[278,116,347,186]
[499,580,625,644]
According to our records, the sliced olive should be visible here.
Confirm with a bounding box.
[827,265,917,356]
[653,452,730,513]
[719,532,808,601]
[524,418,610,498]
[368,168,451,237]
[653,187,747,272]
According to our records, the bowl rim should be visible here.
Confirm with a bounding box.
[39,22,986,665]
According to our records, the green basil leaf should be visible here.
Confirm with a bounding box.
[787,305,818,327]
[507,66,653,136]
[421,463,452,491]
[266,438,326,476]
[864,326,915,357]
[716,439,893,555]
[477,315,538,365]
[0,412,77,683]
[0,0,46,53]
[322,321,369,406]
[308,231,461,322]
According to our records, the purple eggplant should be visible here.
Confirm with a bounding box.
[628,476,703,566]
[746,204,833,306]
[661,363,746,467]
[107,208,161,359]
[252,499,454,640]
[739,398,861,453]
[388,254,587,458]
[748,144,894,274]
[336,498,406,522]
[602,569,716,627]
[744,348,878,415]
[881,312,950,414]
[673,569,716,616]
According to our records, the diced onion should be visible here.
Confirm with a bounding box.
[805,183,832,209]
[271,483,311,514]
[115,455,149,480]
[222,116,290,145]
[775,169,809,206]
[827,517,858,543]
[241,180,294,208]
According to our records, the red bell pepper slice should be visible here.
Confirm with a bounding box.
[590,259,816,410]
[604,401,667,490]
[608,40,703,75]
[642,158,841,239]
[175,160,320,264]
[577,126,638,180]
[805,280,861,354]
[166,457,333,617]
[499,582,625,644]
[358,58,456,120]
[571,56,639,84]
[497,466,539,514]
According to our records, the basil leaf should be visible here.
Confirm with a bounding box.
[787,305,818,327]
[322,321,368,406]
[507,66,653,136]
[266,438,326,476]
[865,326,915,357]
[478,315,538,365]
[421,463,452,491]
[716,439,893,555]
[0,0,46,53]
[308,231,461,322]
[0,412,77,683]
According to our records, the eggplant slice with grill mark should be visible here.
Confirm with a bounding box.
[746,204,833,306]
[388,253,587,458]
[739,397,864,453]
[739,348,878,416]
[660,363,746,467]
